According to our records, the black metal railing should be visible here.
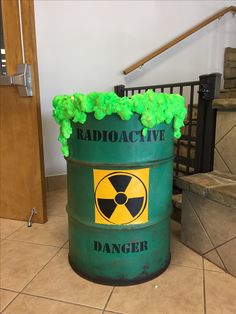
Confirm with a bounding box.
[114,73,222,179]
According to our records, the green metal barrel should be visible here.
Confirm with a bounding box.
[67,113,173,285]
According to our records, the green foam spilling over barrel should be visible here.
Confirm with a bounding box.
[52,91,186,285]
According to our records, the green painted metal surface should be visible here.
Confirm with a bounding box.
[67,113,173,285]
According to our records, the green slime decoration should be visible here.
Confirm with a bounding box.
[52,90,186,157]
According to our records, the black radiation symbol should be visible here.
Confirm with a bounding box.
[95,172,147,224]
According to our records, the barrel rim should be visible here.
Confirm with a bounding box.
[68,254,171,286]
[65,155,174,168]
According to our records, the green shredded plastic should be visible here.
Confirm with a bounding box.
[52,90,186,157]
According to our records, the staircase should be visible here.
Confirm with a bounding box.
[223,47,236,89]
[174,48,236,277]
[173,47,236,217]
[174,104,197,176]
[213,48,236,111]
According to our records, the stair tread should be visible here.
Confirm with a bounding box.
[173,163,195,175]
[174,140,196,147]
[220,88,236,92]
[218,89,236,99]
[212,98,236,110]
[176,171,236,209]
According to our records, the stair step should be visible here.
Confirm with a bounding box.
[172,193,182,223]
[224,47,236,79]
[218,88,236,99]
[176,171,236,209]
[212,98,236,110]
[174,139,196,160]
[224,67,236,79]
[174,139,196,147]
[174,146,195,160]
[224,79,236,89]
[172,194,182,210]
[173,163,195,175]
[181,124,197,137]
[179,170,236,277]
[186,104,198,120]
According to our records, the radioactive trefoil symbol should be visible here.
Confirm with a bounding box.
[95,172,147,224]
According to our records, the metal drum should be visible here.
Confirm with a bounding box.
[66,113,173,285]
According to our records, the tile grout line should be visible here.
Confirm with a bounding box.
[186,193,228,272]
[171,249,225,273]
[201,268,225,274]
[215,123,236,146]
[18,246,63,294]
[1,238,66,249]
[18,233,71,295]
[61,239,69,248]
[170,263,203,271]
[202,259,207,314]
[1,221,26,240]
[1,291,21,314]
[213,248,228,274]
[1,194,69,312]
[185,193,213,248]
[19,291,104,312]
[3,213,67,245]
[103,310,124,314]
[214,147,232,173]
[0,288,19,293]
[102,286,115,314]
[202,235,236,255]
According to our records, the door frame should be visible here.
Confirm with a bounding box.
[0,0,46,223]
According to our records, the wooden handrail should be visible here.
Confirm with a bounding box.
[123,6,236,75]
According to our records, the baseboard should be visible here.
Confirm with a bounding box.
[46,174,67,191]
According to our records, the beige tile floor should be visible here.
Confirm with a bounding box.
[0,189,236,313]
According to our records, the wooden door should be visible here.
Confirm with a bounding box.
[0,0,47,223]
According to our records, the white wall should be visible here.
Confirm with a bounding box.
[34,0,236,176]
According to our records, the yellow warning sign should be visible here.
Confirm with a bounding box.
[93,169,149,225]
